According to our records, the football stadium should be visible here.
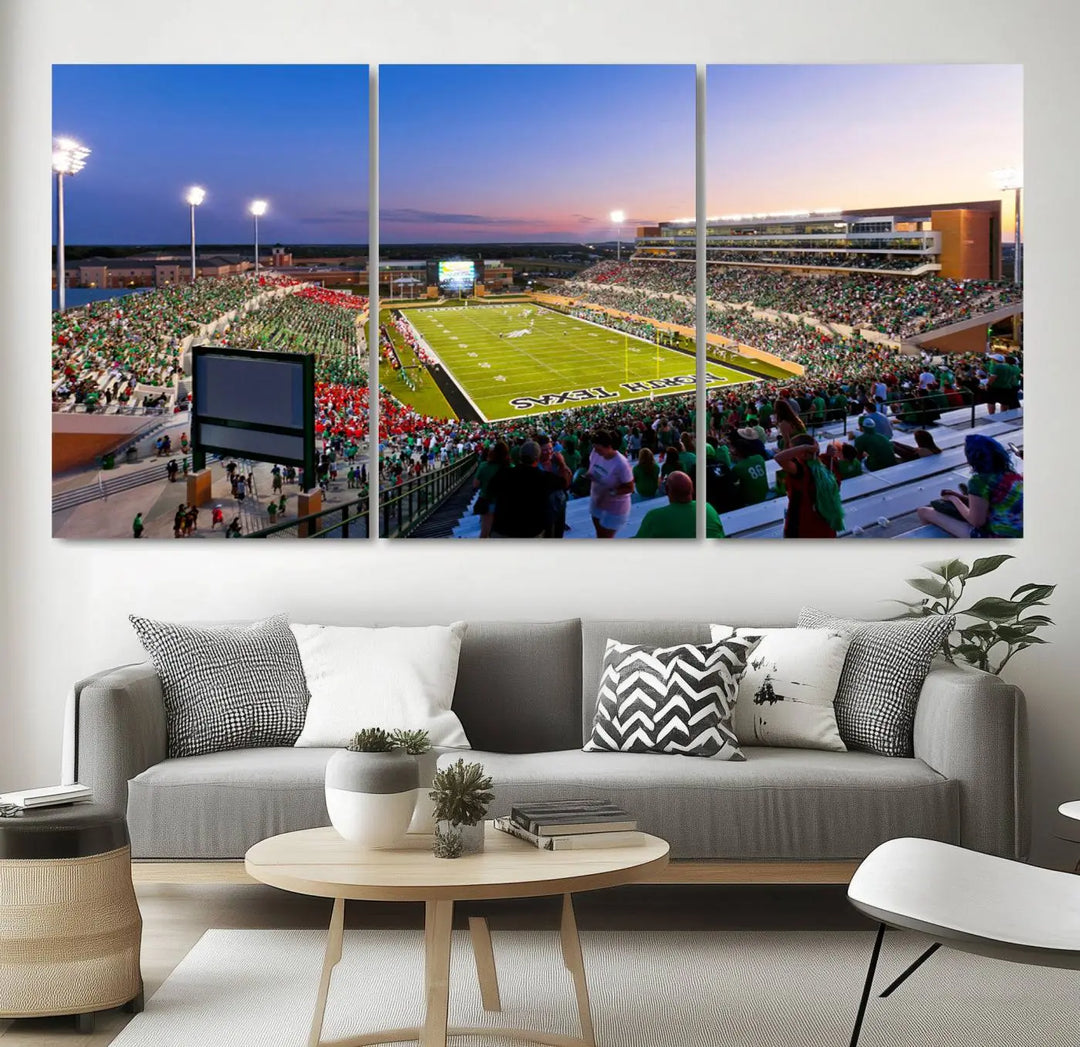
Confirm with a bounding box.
[374,201,1023,540]
[51,202,1024,540]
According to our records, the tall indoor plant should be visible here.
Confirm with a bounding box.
[890,555,1054,675]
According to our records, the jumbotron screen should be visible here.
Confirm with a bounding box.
[438,260,476,292]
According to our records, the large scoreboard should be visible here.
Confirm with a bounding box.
[428,257,485,294]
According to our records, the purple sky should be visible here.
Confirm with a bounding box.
[52,64,1023,246]
[53,66,368,244]
[379,65,694,243]
[707,65,1023,236]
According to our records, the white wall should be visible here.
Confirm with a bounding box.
[2,0,1078,867]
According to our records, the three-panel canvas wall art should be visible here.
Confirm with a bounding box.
[51,64,1023,541]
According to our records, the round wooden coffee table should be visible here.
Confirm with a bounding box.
[245,823,668,1047]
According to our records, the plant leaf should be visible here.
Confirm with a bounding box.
[967,554,1014,578]
[1013,584,1056,605]
[906,577,952,599]
[958,622,995,639]
[962,597,1026,621]
[1019,614,1054,626]
[953,643,985,662]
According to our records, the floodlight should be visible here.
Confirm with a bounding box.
[250,199,268,216]
[186,186,206,207]
[52,137,91,176]
[609,209,626,224]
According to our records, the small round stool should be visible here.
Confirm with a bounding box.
[0,804,143,1033]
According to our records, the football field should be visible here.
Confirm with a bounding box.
[403,304,756,422]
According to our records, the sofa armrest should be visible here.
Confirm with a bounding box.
[913,660,1029,859]
[63,662,167,816]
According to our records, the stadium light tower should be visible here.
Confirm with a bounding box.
[610,209,626,262]
[52,137,91,312]
[991,168,1022,285]
[250,199,268,278]
[186,186,206,284]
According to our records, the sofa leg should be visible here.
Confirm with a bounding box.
[123,985,145,1014]
[75,1011,96,1034]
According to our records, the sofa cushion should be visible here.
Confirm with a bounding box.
[128,613,309,759]
[710,625,849,752]
[460,747,958,861]
[798,608,955,757]
[127,747,335,859]
[453,619,582,754]
[581,619,714,742]
[291,622,470,748]
[584,637,752,760]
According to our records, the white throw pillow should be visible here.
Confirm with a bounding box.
[291,623,470,748]
[709,625,848,752]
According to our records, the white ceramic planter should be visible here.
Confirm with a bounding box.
[408,750,439,834]
[324,750,418,848]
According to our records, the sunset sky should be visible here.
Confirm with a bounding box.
[378,65,694,243]
[707,64,1023,236]
[53,64,1022,246]
[52,65,368,245]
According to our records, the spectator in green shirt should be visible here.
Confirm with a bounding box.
[635,471,725,539]
[832,442,864,481]
[730,439,770,507]
[852,417,898,471]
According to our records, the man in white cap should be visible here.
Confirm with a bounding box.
[851,416,898,472]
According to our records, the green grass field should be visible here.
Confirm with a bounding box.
[402,304,757,422]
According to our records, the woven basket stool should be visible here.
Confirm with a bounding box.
[0,804,143,1033]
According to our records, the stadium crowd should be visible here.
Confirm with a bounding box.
[561,259,1022,340]
[50,273,333,411]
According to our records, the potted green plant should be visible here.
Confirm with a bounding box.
[389,729,438,834]
[324,728,419,848]
[429,759,494,858]
[889,555,1054,675]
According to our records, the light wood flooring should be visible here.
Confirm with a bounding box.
[0,883,866,1044]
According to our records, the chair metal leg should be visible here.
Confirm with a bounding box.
[849,923,886,1047]
[879,942,941,998]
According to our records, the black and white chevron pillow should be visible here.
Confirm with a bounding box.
[584,637,754,759]
[129,614,310,759]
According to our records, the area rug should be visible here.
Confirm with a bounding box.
[111,928,1077,1046]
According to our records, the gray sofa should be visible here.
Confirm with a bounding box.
[64,618,1030,867]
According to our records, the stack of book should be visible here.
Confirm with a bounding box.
[494,799,637,850]
[0,784,93,810]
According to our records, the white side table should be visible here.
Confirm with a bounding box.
[1058,800,1080,872]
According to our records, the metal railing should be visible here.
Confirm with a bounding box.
[243,491,370,539]
[831,390,979,437]
[379,454,479,538]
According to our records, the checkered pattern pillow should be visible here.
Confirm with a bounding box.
[129,614,310,758]
[797,608,954,757]
[584,637,754,760]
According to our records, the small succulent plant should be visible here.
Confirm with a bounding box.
[429,759,494,827]
[433,822,464,859]
[389,728,432,755]
[347,727,395,753]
